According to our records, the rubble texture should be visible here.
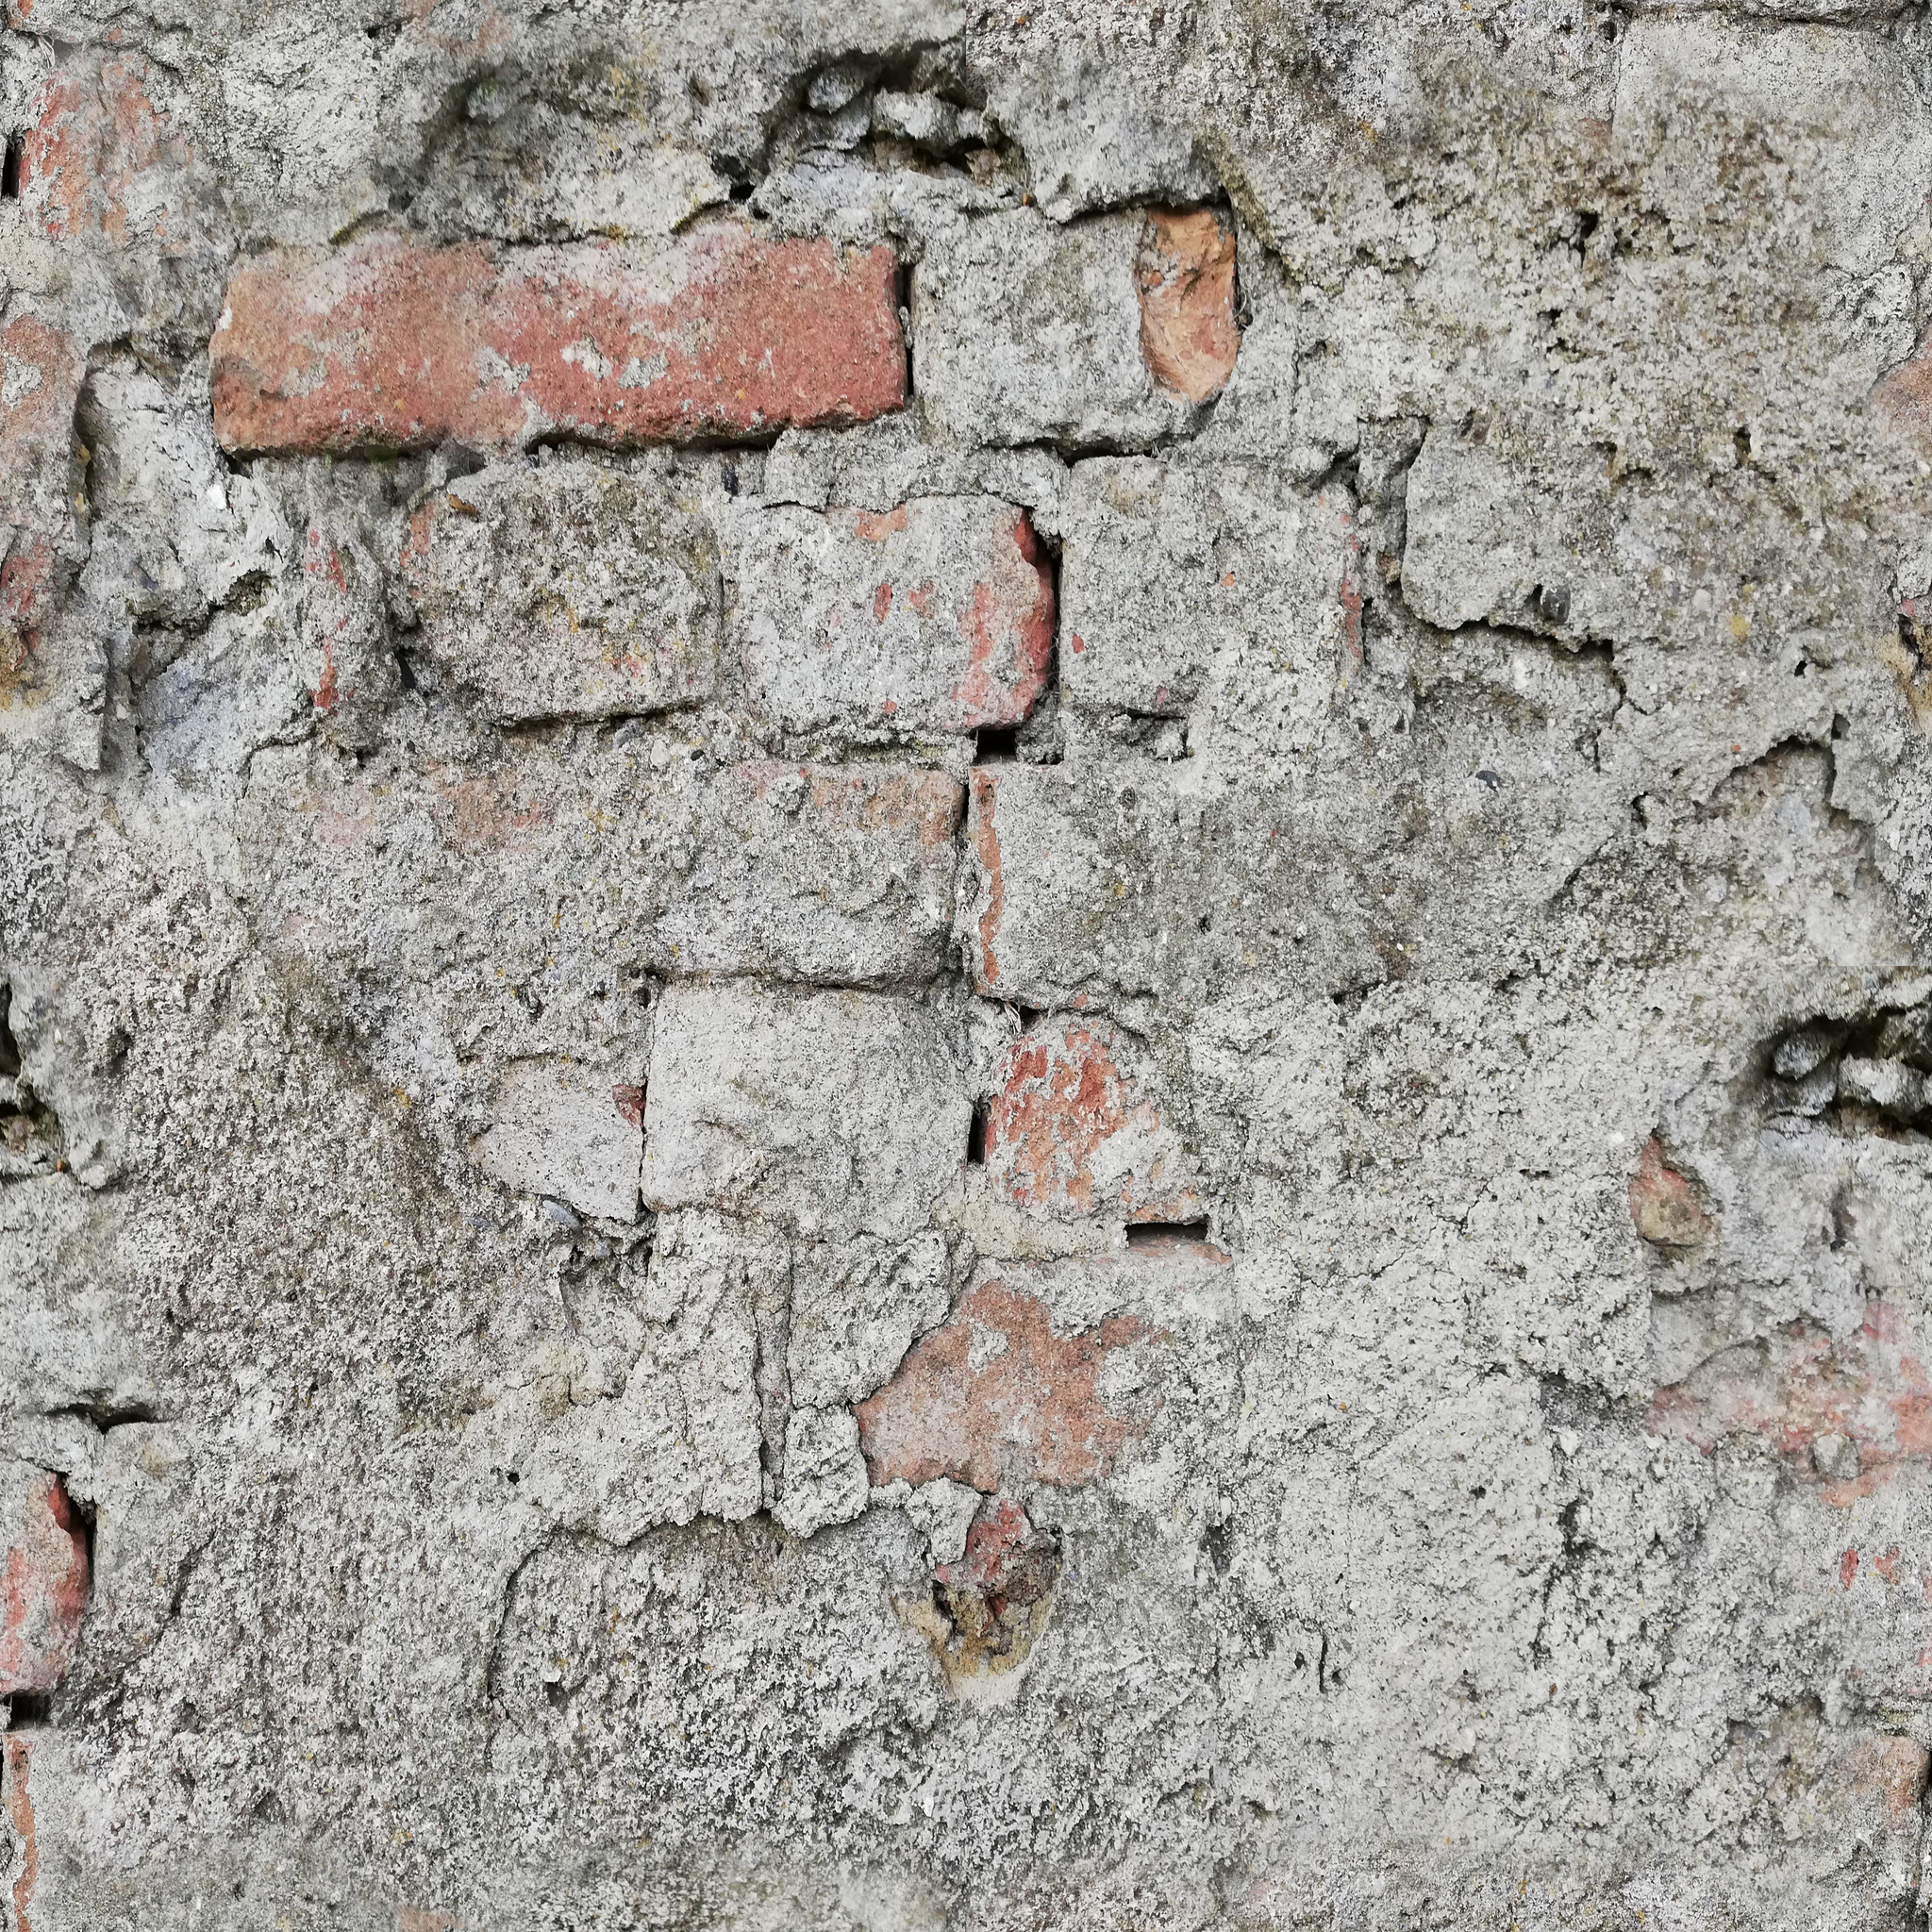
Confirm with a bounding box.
[4,2,1932,1927]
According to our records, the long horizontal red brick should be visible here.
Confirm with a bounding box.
[211,231,907,455]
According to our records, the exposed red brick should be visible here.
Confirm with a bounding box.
[935,1498,1036,1592]
[969,769,1005,990]
[20,56,202,251]
[947,510,1055,729]
[1840,1734,1930,1820]
[3,1734,34,1932]
[211,232,908,455]
[1628,1137,1713,1247]
[856,1278,1155,1491]
[984,1018,1200,1223]
[1649,1302,1932,1506]
[1136,209,1240,404]
[0,1468,90,1695]
[1,314,87,557]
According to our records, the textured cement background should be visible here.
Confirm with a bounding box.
[6,1,1932,1927]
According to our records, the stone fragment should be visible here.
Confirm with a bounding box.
[469,1058,643,1222]
[400,461,719,724]
[1135,209,1239,404]
[983,1017,1200,1224]
[904,1476,982,1567]
[730,496,1054,741]
[515,1212,767,1538]
[914,208,1232,450]
[639,982,970,1241]
[657,761,962,986]
[211,231,907,455]
[773,1406,869,1539]
[855,1275,1157,1491]
[1627,1139,1712,1249]
[1058,461,1356,724]
[0,1460,89,1695]
[786,1231,953,1409]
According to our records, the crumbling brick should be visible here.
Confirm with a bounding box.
[855,1274,1158,1491]
[1135,209,1240,405]
[914,208,1236,450]
[469,1058,643,1222]
[730,496,1054,741]
[19,56,211,254]
[0,1460,89,1696]
[400,460,720,724]
[982,1016,1201,1224]
[211,232,907,455]
[1649,1302,1932,1505]
[1628,1138,1713,1248]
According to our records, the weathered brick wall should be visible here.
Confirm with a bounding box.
[4,4,1932,1928]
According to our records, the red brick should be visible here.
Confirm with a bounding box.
[211,231,908,455]
[1136,209,1240,405]
[0,1465,89,1696]
[20,56,203,251]
[934,1497,1037,1592]
[983,1017,1201,1223]
[1627,1137,1713,1247]
[0,309,86,710]
[1649,1301,1932,1506]
[855,1277,1156,1491]
[3,1734,34,1932]
[1839,1734,1929,1821]
[969,769,1006,988]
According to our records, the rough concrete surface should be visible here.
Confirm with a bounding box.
[5,1,1932,1927]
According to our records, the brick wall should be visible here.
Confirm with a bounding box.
[4,12,1932,1931]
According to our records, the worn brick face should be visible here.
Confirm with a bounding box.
[400,460,719,723]
[20,57,209,253]
[1648,1303,1932,1505]
[640,981,970,1241]
[655,760,962,983]
[731,496,1054,741]
[855,1274,1158,1491]
[983,1017,1201,1224]
[0,1461,89,1696]
[211,231,907,455]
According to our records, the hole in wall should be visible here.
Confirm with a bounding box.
[1126,1218,1211,1249]
[1,134,22,201]
[966,1100,989,1165]
[974,724,1019,762]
